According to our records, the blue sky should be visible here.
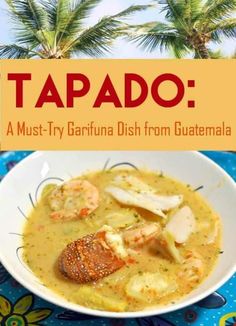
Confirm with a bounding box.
[0,0,235,58]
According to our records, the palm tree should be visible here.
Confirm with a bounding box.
[130,0,236,58]
[0,0,149,59]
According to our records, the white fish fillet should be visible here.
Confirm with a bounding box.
[165,206,196,243]
[113,175,156,193]
[105,185,183,218]
[154,230,182,263]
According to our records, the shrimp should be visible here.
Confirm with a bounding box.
[123,223,161,248]
[48,179,99,221]
[179,251,204,283]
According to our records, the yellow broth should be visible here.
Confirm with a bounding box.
[23,169,221,312]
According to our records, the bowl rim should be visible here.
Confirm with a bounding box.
[0,150,235,318]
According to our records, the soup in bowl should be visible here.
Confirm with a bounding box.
[0,151,235,318]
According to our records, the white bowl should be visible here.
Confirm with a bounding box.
[0,151,235,318]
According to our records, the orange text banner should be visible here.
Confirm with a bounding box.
[0,59,235,150]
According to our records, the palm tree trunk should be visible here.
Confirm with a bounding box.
[196,43,210,59]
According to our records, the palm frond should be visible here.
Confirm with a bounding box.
[40,0,70,32]
[139,33,185,53]
[161,0,189,32]
[125,21,158,37]
[6,0,50,52]
[209,18,236,40]
[13,27,39,46]
[162,0,185,20]
[56,0,103,46]
[171,39,191,58]
[0,44,35,58]
[202,0,236,22]
[67,16,121,56]
[7,0,47,31]
[183,0,202,26]
[131,22,185,53]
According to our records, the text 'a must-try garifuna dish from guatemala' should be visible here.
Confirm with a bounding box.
[23,168,221,312]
